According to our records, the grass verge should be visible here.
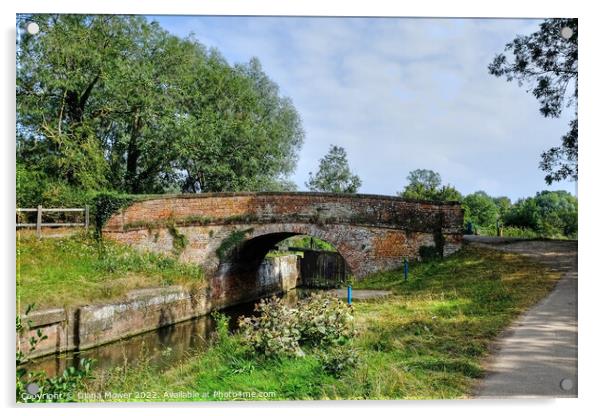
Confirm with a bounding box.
[16,232,204,311]
[80,245,560,400]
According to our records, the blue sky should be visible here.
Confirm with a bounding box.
[152,16,575,201]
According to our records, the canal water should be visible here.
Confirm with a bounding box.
[22,289,313,378]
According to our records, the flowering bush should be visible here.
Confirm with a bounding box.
[297,293,355,347]
[238,293,355,359]
[317,345,359,376]
[238,297,303,357]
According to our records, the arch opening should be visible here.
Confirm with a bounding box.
[223,231,351,291]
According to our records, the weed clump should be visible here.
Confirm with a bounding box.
[238,293,358,376]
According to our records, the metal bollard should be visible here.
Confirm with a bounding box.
[347,285,352,305]
[404,258,409,281]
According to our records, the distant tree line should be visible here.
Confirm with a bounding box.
[398,169,577,239]
[290,147,577,239]
[17,15,304,207]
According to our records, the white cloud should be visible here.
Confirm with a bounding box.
[156,16,576,200]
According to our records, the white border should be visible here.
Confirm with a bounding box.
[5,0,588,18]
[2,1,600,415]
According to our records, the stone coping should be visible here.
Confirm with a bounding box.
[126,191,462,206]
[23,308,66,328]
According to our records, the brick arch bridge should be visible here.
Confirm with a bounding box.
[104,192,463,308]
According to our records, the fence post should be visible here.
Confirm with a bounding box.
[84,205,90,231]
[36,205,42,239]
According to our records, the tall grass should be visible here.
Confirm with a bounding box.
[16,232,204,310]
[81,245,560,400]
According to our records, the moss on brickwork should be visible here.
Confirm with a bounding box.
[93,192,137,238]
[216,228,254,261]
[122,219,158,232]
[221,214,259,225]
[167,223,188,256]
[122,214,259,231]
[123,216,213,232]
[182,215,213,226]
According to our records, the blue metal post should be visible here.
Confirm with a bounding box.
[347,285,352,305]
[404,258,409,281]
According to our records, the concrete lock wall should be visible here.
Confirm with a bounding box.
[17,255,300,359]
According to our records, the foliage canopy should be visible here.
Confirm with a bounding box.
[398,169,462,202]
[489,18,578,184]
[306,145,362,194]
[397,169,576,238]
[17,14,304,206]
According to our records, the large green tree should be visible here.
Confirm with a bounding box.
[489,18,577,184]
[493,196,512,218]
[175,56,303,193]
[306,145,361,193]
[398,169,462,202]
[17,15,127,191]
[16,14,304,204]
[462,191,500,228]
[504,190,577,238]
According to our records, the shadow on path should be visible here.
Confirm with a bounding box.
[466,237,577,398]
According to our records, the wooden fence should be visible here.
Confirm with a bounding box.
[16,206,89,238]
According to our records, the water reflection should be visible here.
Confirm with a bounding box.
[23,288,315,378]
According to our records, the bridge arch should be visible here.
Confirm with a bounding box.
[218,224,353,277]
[103,192,464,307]
[104,192,463,276]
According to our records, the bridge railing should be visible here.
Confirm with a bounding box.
[16,205,89,238]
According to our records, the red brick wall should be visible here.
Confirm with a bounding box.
[105,192,463,232]
[105,192,464,279]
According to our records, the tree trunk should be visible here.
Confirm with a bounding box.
[125,109,142,193]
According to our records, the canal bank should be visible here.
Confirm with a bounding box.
[74,245,564,401]
[23,287,395,378]
[18,254,300,361]
[21,290,289,378]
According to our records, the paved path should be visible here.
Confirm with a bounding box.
[467,237,578,398]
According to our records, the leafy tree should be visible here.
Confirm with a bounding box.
[503,190,577,237]
[462,191,499,228]
[503,197,539,230]
[436,185,463,202]
[489,18,577,184]
[306,145,361,193]
[16,14,304,204]
[279,235,336,252]
[17,14,125,191]
[176,56,304,193]
[493,196,512,218]
[398,169,462,202]
[256,178,299,192]
[103,20,196,194]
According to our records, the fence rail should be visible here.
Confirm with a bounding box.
[16,206,89,237]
